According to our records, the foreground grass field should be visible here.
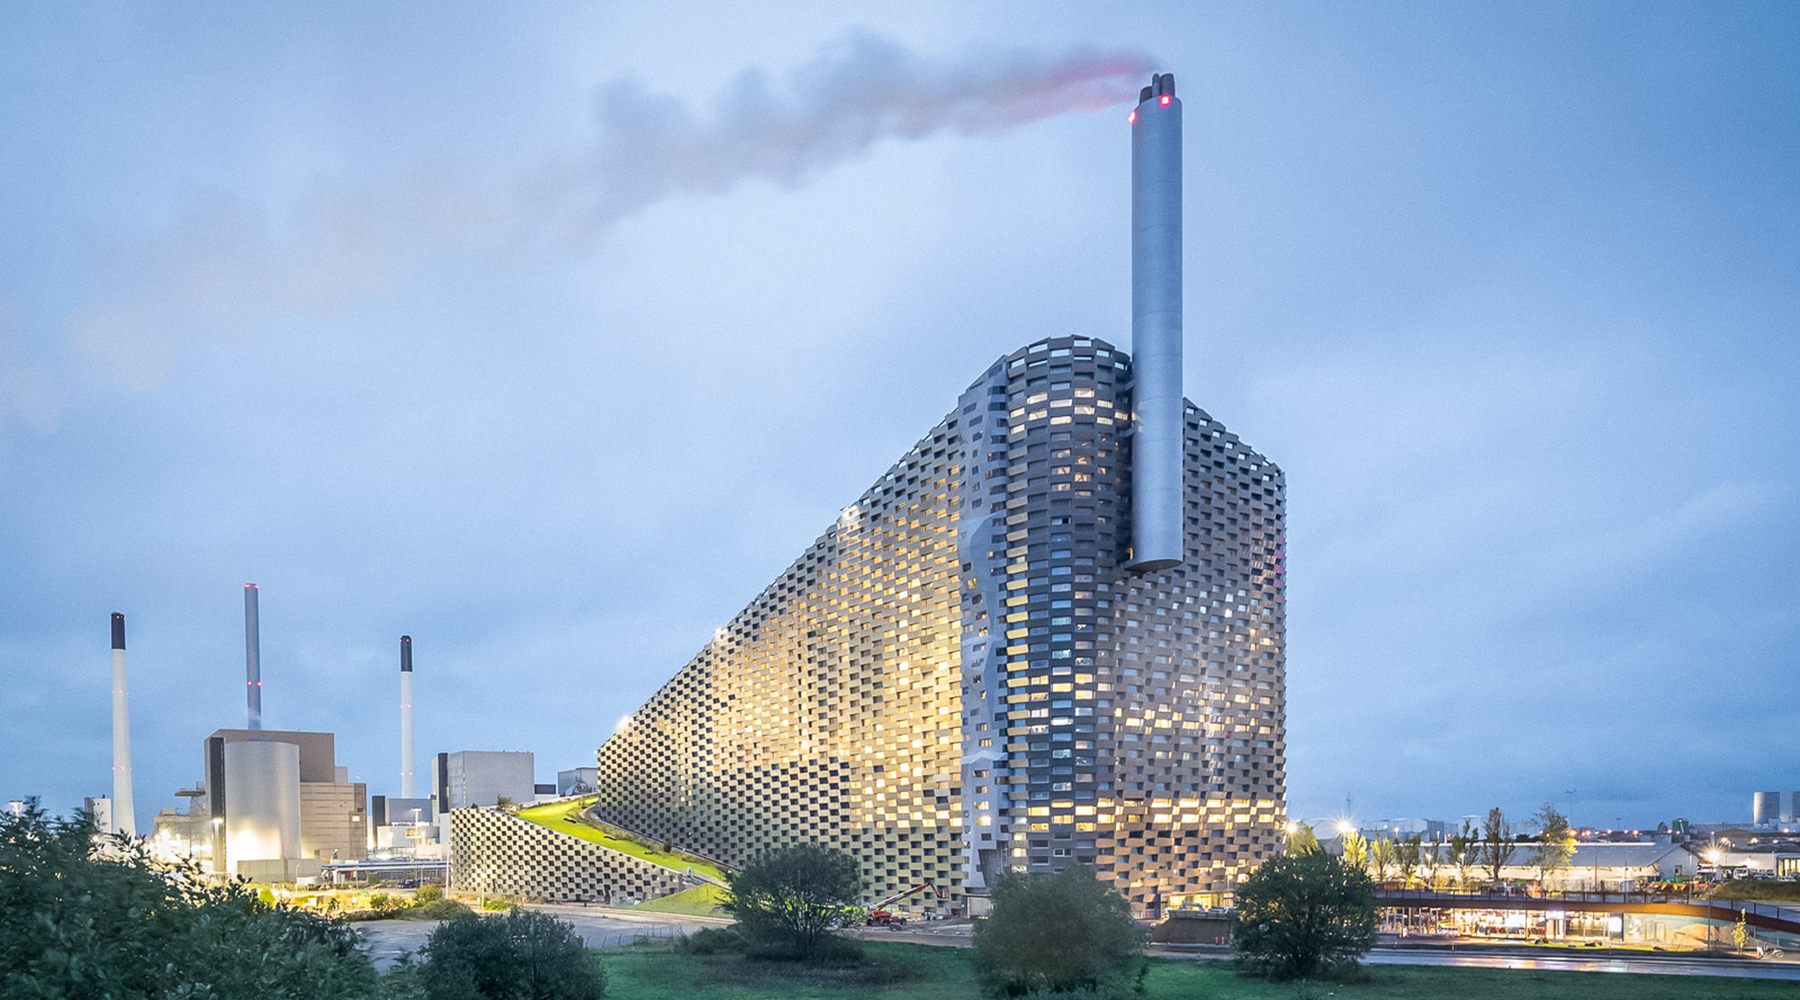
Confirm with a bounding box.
[599,940,1798,1000]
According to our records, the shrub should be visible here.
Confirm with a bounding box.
[675,926,746,955]
[724,844,863,961]
[0,799,381,999]
[422,909,605,999]
[416,897,474,921]
[972,864,1144,997]
[1233,851,1378,981]
[416,883,446,904]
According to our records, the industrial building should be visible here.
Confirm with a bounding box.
[558,767,600,797]
[141,584,370,879]
[148,728,368,878]
[464,73,1287,916]
[1752,790,1799,827]
[434,750,540,810]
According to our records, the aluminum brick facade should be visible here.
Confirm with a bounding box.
[591,335,1285,915]
[449,809,695,904]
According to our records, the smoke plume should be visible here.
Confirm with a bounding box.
[64,33,1154,393]
[582,33,1154,231]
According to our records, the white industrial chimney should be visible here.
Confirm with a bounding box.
[244,583,262,730]
[1127,72,1185,572]
[400,635,416,798]
[109,613,137,836]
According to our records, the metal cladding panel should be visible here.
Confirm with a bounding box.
[223,739,302,865]
[1129,73,1184,572]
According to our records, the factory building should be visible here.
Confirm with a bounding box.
[435,751,539,810]
[557,73,1287,916]
[1752,790,1800,827]
[558,767,600,797]
[152,729,367,879]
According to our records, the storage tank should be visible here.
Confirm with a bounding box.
[224,740,302,869]
[1753,790,1782,826]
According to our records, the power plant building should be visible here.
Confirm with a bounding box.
[435,751,539,810]
[152,728,367,878]
[568,74,1286,916]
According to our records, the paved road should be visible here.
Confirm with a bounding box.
[355,906,728,969]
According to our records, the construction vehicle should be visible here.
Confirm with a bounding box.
[864,882,946,928]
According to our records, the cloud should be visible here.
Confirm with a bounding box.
[0,304,56,433]
[61,34,1154,395]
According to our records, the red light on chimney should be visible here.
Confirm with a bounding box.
[1160,95,1171,106]
[1128,110,1137,123]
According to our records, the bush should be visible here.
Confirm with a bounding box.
[972,864,1144,997]
[416,897,474,921]
[1233,851,1378,981]
[416,883,446,904]
[0,799,382,999]
[423,909,605,999]
[675,926,747,955]
[724,844,863,961]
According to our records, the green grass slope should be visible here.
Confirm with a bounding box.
[511,799,727,883]
[630,883,729,916]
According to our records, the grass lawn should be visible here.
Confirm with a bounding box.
[598,940,1800,1000]
[511,799,727,882]
[631,883,729,916]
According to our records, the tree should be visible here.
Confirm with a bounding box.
[1339,830,1369,872]
[1448,821,1479,891]
[1419,836,1443,890]
[0,799,381,999]
[1528,803,1577,889]
[973,864,1143,997]
[1396,835,1422,888]
[1368,838,1398,885]
[1479,808,1513,887]
[1287,822,1320,856]
[1234,851,1378,980]
[422,909,604,1000]
[723,844,862,961]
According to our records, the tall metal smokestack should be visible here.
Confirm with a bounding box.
[244,584,262,730]
[1127,72,1185,572]
[399,635,416,798]
[109,613,137,836]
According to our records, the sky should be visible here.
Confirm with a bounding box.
[2,2,1796,835]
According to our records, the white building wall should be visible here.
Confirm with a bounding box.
[446,751,536,809]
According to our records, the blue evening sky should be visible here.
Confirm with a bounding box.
[2,2,1795,833]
